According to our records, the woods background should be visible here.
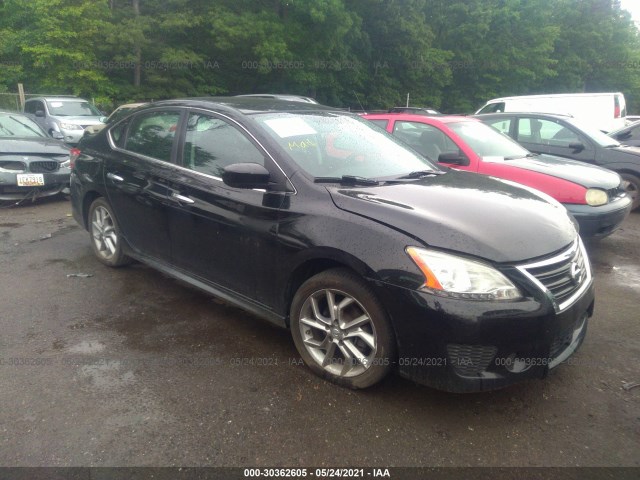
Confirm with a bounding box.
[1,0,639,112]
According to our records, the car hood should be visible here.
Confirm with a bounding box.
[327,170,576,263]
[505,154,621,188]
[52,115,104,126]
[611,145,640,158]
[0,138,69,156]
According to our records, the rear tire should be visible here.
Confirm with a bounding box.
[290,268,395,389]
[620,173,640,211]
[88,197,131,267]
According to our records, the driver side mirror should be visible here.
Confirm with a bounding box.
[222,163,270,189]
[51,131,64,140]
[438,152,469,166]
[35,110,45,118]
[568,142,585,152]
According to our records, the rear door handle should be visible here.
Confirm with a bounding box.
[106,172,124,182]
[171,192,195,204]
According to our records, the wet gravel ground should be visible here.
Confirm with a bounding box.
[0,196,638,467]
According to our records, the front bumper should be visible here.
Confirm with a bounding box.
[566,195,632,238]
[373,276,595,393]
[58,128,85,145]
[0,170,71,201]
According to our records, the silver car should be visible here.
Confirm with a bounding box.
[24,96,106,144]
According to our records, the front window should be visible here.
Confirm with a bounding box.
[0,114,47,138]
[46,100,102,117]
[448,121,529,160]
[255,113,439,179]
[183,113,264,177]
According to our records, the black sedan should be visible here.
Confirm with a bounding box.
[70,98,594,393]
[0,111,70,202]
[475,112,640,210]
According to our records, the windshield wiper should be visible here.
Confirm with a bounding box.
[395,170,445,179]
[314,175,380,186]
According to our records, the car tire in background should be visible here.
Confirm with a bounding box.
[620,173,640,211]
[290,268,396,389]
[88,197,131,267]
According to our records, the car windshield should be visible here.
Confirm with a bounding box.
[46,100,102,117]
[448,121,530,160]
[255,112,440,179]
[0,114,47,138]
[566,118,620,147]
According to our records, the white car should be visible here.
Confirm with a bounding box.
[24,96,106,144]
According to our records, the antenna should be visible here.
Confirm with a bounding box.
[353,90,365,112]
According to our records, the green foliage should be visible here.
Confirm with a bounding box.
[0,0,639,112]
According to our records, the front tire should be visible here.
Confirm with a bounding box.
[620,173,640,211]
[88,197,130,267]
[290,268,396,389]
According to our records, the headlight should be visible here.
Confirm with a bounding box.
[585,188,608,206]
[406,247,522,300]
[59,123,83,131]
[60,159,70,168]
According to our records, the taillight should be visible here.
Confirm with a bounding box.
[69,148,81,169]
[614,96,621,118]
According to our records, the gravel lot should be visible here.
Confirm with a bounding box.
[0,196,638,468]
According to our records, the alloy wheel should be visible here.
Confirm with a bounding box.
[298,288,377,378]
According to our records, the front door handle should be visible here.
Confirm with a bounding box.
[106,172,124,182]
[171,192,195,204]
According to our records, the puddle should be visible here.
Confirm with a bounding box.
[67,340,106,354]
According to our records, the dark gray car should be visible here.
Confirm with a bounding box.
[476,112,640,210]
[0,111,70,202]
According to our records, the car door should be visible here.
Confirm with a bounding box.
[515,117,597,163]
[167,109,289,305]
[103,108,183,261]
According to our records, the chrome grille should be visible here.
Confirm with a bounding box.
[29,161,59,173]
[517,239,591,312]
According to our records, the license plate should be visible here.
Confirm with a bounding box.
[16,173,45,187]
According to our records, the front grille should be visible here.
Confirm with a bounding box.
[0,161,26,171]
[447,344,497,376]
[607,185,626,200]
[29,161,59,173]
[518,240,591,311]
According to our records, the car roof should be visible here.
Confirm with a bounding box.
[362,113,477,125]
[139,97,340,115]
[235,94,318,104]
[474,112,573,120]
[26,96,87,102]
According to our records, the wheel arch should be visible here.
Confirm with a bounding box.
[282,249,378,328]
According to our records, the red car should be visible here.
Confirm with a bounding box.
[363,113,632,238]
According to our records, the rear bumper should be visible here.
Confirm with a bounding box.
[566,195,632,238]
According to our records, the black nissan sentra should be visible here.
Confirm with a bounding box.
[70,98,594,392]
